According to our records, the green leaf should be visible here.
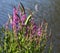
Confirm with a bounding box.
[11,42,18,52]
[0,46,2,53]
[25,14,32,25]
[20,2,25,14]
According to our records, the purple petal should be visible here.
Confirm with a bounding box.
[21,14,26,22]
[37,27,42,36]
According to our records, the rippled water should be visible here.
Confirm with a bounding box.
[0,0,60,53]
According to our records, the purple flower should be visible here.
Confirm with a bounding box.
[37,27,42,36]
[32,24,37,35]
[18,3,26,22]
[21,14,26,22]
[12,7,19,33]
[13,7,19,23]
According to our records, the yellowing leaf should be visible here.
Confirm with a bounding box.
[25,14,32,25]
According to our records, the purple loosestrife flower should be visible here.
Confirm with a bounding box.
[13,7,19,24]
[18,3,26,25]
[32,24,37,35]
[37,27,42,36]
[21,14,26,23]
[12,7,19,37]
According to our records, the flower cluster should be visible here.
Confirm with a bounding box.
[7,3,43,38]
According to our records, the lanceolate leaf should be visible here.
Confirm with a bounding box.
[25,14,32,25]
[20,2,25,14]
